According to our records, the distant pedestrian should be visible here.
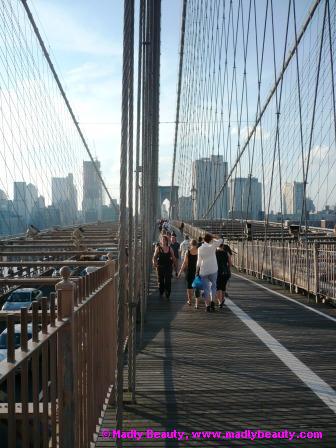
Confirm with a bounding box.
[152,235,175,299]
[216,243,232,308]
[170,235,180,276]
[179,235,190,260]
[178,239,200,308]
[179,221,185,234]
[196,233,223,312]
[26,224,39,238]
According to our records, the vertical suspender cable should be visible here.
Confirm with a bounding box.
[116,0,133,444]
[140,0,147,346]
[139,0,161,346]
[131,0,144,402]
[144,0,151,320]
[152,0,161,229]
[127,0,135,396]
[170,0,188,220]
[302,0,327,223]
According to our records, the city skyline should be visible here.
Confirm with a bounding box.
[0,159,118,209]
[0,159,119,235]
[177,155,336,225]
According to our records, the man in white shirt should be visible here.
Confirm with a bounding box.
[196,233,223,312]
[179,235,190,260]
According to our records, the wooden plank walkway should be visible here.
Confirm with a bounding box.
[95,271,336,447]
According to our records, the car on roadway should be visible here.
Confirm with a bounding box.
[96,247,115,261]
[84,266,99,275]
[1,288,43,311]
[0,349,7,363]
[51,269,60,278]
[0,324,33,350]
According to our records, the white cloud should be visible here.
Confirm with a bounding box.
[307,145,330,163]
[66,63,120,85]
[231,125,270,141]
[31,0,122,57]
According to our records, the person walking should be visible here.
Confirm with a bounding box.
[196,233,223,312]
[152,235,175,299]
[166,231,172,245]
[170,235,180,277]
[178,239,200,308]
[216,243,232,308]
[179,234,190,260]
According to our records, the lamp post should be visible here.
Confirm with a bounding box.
[191,186,197,226]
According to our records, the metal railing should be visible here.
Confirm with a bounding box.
[0,260,127,447]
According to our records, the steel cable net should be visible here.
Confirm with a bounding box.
[174,0,336,229]
[0,0,107,236]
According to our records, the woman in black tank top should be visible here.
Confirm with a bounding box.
[178,239,200,308]
[152,235,175,298]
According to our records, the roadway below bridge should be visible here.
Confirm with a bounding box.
[95,271,336,447]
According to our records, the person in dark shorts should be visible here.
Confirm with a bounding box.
[178,239,200,308]
[216,243,232,308]
[152,235,176,299]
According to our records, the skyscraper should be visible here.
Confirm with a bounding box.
[13,182,28,223]
[230,176,262,220]
[82,160,103,222]
[26,183,38,215]
[283,181,305,216]
[52,174,78,225]
[178,196,192,221]
[293,182,304,215]
[13,181,39,224]
[191,155,228,219]
[283,183,293,215]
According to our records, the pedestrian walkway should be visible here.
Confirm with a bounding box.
[95,271,336,447]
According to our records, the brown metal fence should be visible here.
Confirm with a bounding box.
[229,240,336,302]
[0,260,128,447]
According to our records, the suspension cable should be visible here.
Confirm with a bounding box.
[20,0,118,212]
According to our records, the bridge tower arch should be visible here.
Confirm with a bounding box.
[157,186,179,219]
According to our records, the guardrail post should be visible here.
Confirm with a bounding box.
[239,242,242,271]
[251,241,255,275]
[270,242,274,283]
[288,242,293,292]
[313,242,319,302]
[56,266,76,448]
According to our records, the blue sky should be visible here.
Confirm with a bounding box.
[29,0,331,213]
[31,0,182,200]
